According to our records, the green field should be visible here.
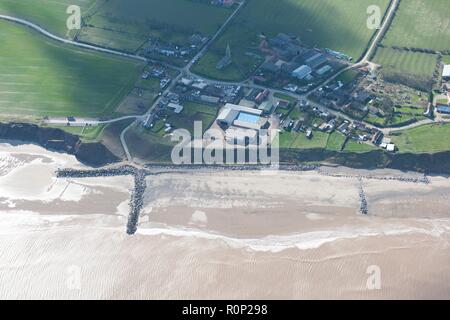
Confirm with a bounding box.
[193,0,389,81]
[0,0,97,37]
[336,69,360,84]
[344,140,377,153]
[0,21,143,117]
[79,0,233,51]
[382,0,450,51]
[45,124,106,142]
[391,123,450,153]
[152,102,219,136]
[374,48,438,78]
[373,47,438,91]
[443,56,450,65]
[326,132,346,151]
[279,130,329,149]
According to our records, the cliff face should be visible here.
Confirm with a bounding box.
[281,148,450,174]
[0,123,120,167]
[2,122,450,173]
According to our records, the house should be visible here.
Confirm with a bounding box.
[258,101,274,114]
[167,103,184,114]
[255,89,269,104]
[292,65,312,79]
[200,95,220,104]
[386,144,396,152]
[276,100,290,110]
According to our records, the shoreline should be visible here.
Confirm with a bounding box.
[1,142,450,299]
[4,120,450,175]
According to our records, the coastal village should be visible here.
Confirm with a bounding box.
[32,0,450,162]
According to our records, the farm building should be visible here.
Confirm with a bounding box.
[316,65,332,76]
[292,65,312,79]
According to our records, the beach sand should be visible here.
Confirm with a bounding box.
[0,142,449,299]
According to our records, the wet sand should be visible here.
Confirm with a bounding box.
[0,142,449,299]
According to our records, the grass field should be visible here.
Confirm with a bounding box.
[0,21,143,118]
[193,0,389,81]
[326,132,346,151]
[79,0,233,51]
[279,130,329,149]
[443,56,450,65]
[344,140,377,153]
[391,123,450,153]
[45,124,106,142]
[373,47,438,91]
[374,48,438,78]
[336,69,360,84]
[382,0,450,51]
[0,0,97,37]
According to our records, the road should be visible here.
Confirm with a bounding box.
[44,115,145,126]
[0,14,148,63]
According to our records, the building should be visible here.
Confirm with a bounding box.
[167,102,184,114]
[443,65,450,81]
[216,103,268,130]
[316,65,332,76]
[437,106,450,114]
[200,95,220,104]
[292,65,312,79]
[306,54,328,69]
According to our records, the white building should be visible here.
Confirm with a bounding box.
[216,103,268,130]
[443,65,450,81]
[292,65,312,79]
[167,102,184,114]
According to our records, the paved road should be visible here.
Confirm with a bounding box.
[44,115,145,126]
[382,118,450,134]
